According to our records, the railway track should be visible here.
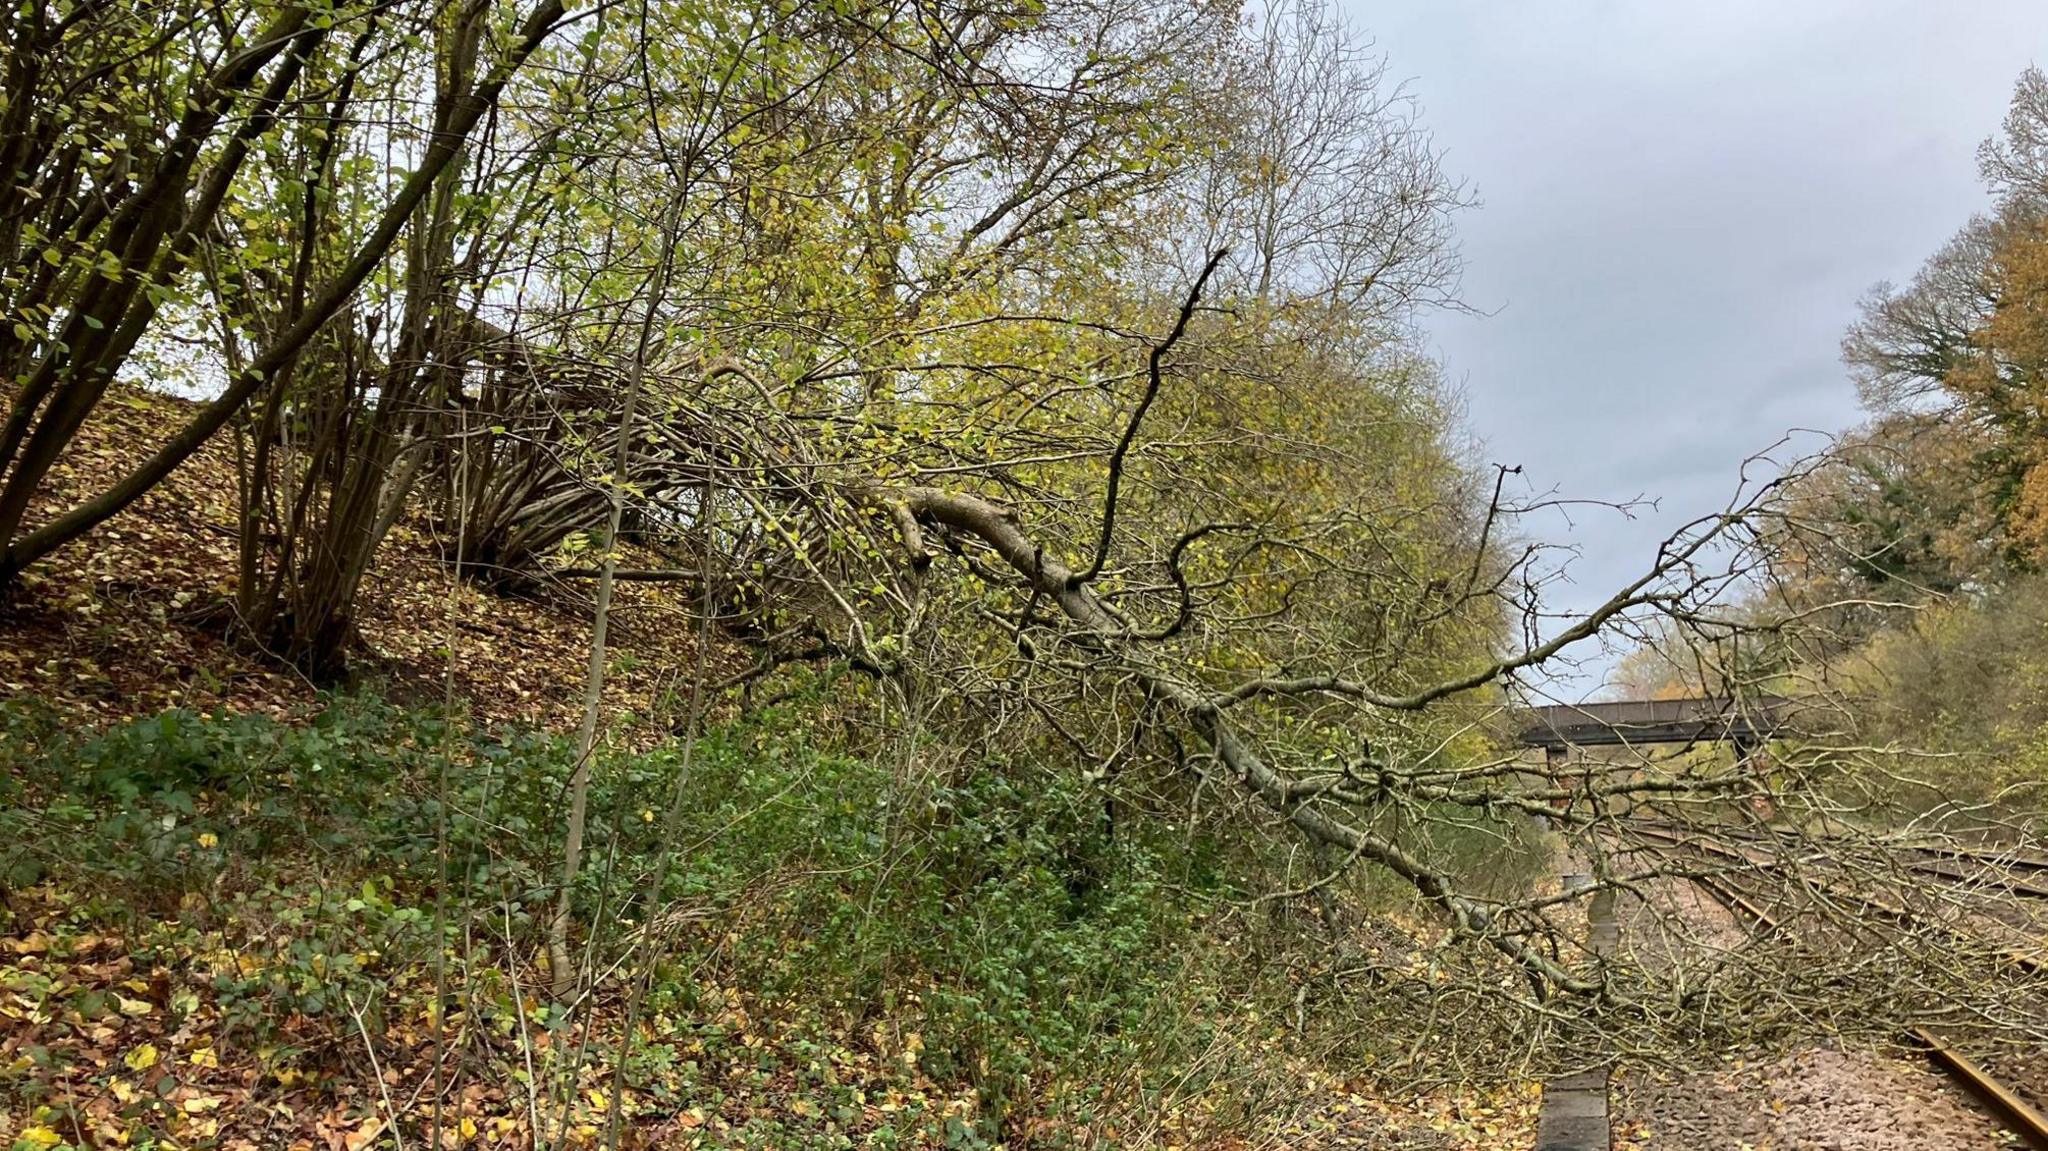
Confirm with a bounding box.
[1617,823,2048,1149]
[1904,856,2048,900]
[1917,843,2048,875]
[1619,820,2048,976]
[1617,818,2048,897]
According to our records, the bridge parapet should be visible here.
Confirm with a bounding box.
[1516,696,1795,750]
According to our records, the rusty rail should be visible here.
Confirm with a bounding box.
[1621,820,2048,976]
[1911,1027,2048,1151]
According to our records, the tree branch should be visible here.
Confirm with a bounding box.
[1071,248,1228,588]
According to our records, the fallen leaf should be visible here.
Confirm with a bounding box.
[344,1118,386,1151]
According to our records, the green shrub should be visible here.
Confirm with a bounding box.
[0,692,1238,1130]
[1851,574,2048,810]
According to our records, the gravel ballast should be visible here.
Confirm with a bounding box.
[1612,1042,2013,1151]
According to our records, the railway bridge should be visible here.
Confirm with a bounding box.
[1513,694,1798,824]
[1516,694,1794,756]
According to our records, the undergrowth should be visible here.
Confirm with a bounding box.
[0,692,1268,1149]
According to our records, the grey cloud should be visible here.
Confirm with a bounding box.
[1362,0,2048,694]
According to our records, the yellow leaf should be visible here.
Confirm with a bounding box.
[182,1094,223,1113]
[185,1045,218,1069]
[124,1043,159,1070]
[17,1126,63,1149]
[196,832,218,849]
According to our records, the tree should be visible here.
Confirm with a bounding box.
[214,0,582,676]
[1189,0,1467,318]
[0,0,572,591]
[1825,67,2048,579]
[7,0,2041,1105]
[1949,216,2048,559]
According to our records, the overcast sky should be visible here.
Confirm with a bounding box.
[1357,1,2048,697]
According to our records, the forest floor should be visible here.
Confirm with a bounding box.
[1,387,1541,1149]
[0,387,724,735]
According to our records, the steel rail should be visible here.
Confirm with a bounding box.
[1904,858,2048,900]
[1919,845,2048,875]
[1624,817,2048,877]
[1911,1027,2048,1151]
[1684,871,1779,932]
[1620,821,2047,974]
[1735,833,2031,975]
